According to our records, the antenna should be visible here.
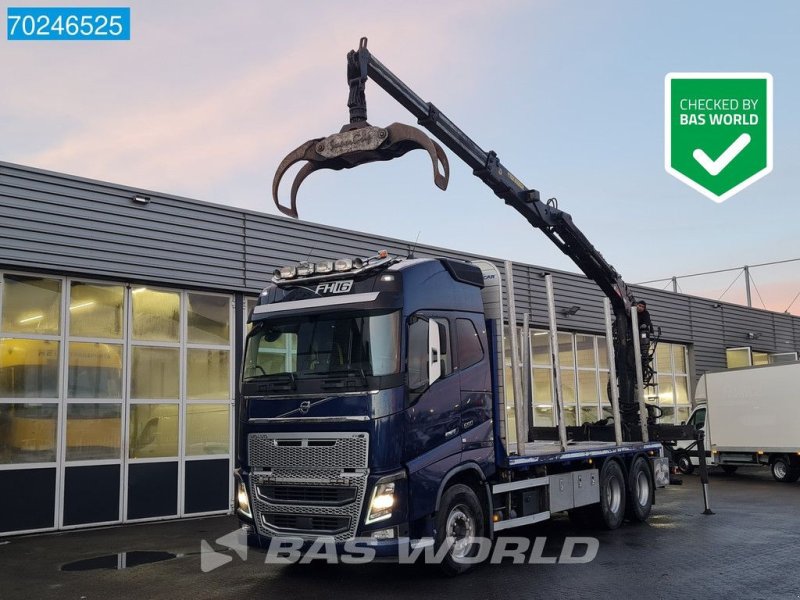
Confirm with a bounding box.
[305,243,318,263]
[408,231,421,259]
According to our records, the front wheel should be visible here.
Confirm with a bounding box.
[434,484,486,576]
[674,451,694,475]
[771,456,800,483]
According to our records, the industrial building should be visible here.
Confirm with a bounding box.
[1,160,798,536]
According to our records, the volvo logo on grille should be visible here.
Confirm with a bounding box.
[298,401,311,414]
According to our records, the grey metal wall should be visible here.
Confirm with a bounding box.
[2,160,798,377]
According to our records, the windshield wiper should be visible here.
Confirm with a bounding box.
[321,368,369,390]
[244,371,297,392]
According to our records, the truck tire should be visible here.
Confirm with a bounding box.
[571,460,626,530]
[434,484,486,576]
[720,465,738,475]
[626,456,653,522]
[674,451,694,475]
[771,456,800,483]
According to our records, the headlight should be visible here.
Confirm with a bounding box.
[365,473,405,524]
[235,476,252,519]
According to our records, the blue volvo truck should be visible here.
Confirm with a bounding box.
[234,38,704,574]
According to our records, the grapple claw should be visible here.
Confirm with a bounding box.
[272,122,450,219]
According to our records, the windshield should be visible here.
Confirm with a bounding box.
[243,310,401,380]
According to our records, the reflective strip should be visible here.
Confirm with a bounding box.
[252,292,380,314]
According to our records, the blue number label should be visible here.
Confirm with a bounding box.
[7,7,130,40]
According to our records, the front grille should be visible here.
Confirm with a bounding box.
[258,484,357,506]
[248,432,368,470]
[248,432,369,542]
[262,513,351,535]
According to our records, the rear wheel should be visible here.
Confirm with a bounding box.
[771,456,800,483]
[571,459,626,530]
[626,456,653,522]
[434,484,485,576]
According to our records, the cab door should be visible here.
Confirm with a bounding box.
[405,314,461,461]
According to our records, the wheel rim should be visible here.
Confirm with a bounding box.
[678,456,690,471]
[606,476,623,514]
[774,461,787,479]
[636,470,650,506]
[445,504,475,560]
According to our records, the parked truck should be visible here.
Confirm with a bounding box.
[234,38,702,574]
[674,361,800,483]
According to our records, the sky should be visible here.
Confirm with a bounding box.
[1,0,799,314]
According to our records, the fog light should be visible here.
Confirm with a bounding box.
[236,477,252,519]
[276,266,297,279]
[370,527,396,540]
[334,259,353,272]
[296,262,315,277]
[316,260,334,274]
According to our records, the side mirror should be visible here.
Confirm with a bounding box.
[680,420,686,426]
[428,319,442,385]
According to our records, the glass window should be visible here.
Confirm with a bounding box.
[68,282,124,339]
[675,376,690,405]
[575,335,596,368]
[534,405,554,427]
[726,347,751,369]
[407,317,428,391]
[432,318,452,377]
[185,403,230,456]
[656,343,672,372]
[577,370,599,406]
[188,293,230,345]
[689,407,706,429]
[557,333,574,367]
[563,405,577,426]
[752,351,769,366]
[0,403,57,463]
[187,349,230,400]
[66,403,121,461]
[672,345,687,373]
[596,335,609,369]
[658,375,674,405]
[129,403,179,458]
[131,288,180,342]
[244,311,401,381]
[68,342,123,399]
[1,275,61,335]
[601,404,613,420]
[456,318,484,370]
[0,338,60,398]
[532,368,552,406]
[676,406,691,425]
[131,347,180,399]
[531,331,551,365]
[560,368,576,404]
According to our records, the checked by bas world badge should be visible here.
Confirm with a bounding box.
[665,73,772,203]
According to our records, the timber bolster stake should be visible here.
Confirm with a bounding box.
[272,121,450,218]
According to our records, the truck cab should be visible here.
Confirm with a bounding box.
[235,253,494,551]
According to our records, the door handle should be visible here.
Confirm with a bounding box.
[445,428,458,438]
